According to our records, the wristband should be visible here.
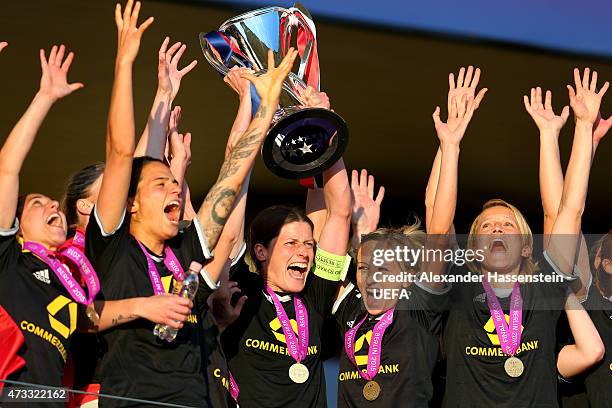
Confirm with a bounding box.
[313,246,351,282]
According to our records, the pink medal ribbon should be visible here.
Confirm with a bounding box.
[23,241,99,306]
[481,280,523,356]
[344,308,394,381]
[265,286,309,364]
[71,229,86,250]
[228,370,239,402]
[136,241,186,295]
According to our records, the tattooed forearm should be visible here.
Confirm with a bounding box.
[217,130,263,182]
[254,105,268,118]
[111,314,136,327]
[211,188,237,225]
[201,184,238,248]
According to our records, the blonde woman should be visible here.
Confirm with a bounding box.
[424,66,607,407]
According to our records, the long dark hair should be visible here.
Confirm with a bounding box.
[594,231,612,299]
[62,162,105,230]
[247,205,314,273]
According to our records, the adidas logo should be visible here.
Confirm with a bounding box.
[473,292,486,303]
[33,269,51,284]
[347,319,355,328]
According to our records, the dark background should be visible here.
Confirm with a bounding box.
[0,0,610,233]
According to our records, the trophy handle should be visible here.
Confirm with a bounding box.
[199,32,256,77]
[280,9,320,93]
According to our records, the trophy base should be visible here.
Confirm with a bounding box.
[262,108,349,179]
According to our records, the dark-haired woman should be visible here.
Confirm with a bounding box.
[61,27,199,406]
[0,43,88,406]
[218,81,351,406]
[84,1,298,405]
[425,66,607,407]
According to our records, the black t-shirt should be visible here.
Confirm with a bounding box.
[441,257,570,408]
[583,284,612,408]
[332,281,444,407]
[0,220,79,408]
[200,297,236,408]
[85,209,214,407]
[221,255,340,408]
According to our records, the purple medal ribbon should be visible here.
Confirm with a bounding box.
[481,280,523,356]
[265,285,309,363]
[228,370,239,402]
[136,241,186,295]
[24,241,100,306]
[344,308,394,381]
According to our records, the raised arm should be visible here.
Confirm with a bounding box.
[97,0,153,233]
[134,37,197,158]
[557,293,605,378]
[426,66,487,233]
[547,68,609,273]
[523,87,569,237]
[316,158,351,255]
[350,169,384,254]
[0,44,83,229]
[429,66,486,234]
[196,49,298,250]
[524,87,606,298]
[297,87,333,240]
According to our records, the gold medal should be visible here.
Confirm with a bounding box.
[86,304,100,325]
[362,380,381,401]
[288,363,309,384]
[504,356,524,377]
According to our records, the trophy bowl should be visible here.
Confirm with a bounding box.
[199,4,348,180]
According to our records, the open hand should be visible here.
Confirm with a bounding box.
[523,87,569,134]
[38,44,84,100]
[567,67,609,125]
[167,106,192,168]
[432,93,476,146]
[351,169,384,237]
[240,48,298,105]
[157,37,197,100]
[447,66,487,128]
[115,0,154,65]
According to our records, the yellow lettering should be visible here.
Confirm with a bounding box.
[214,368,220,378]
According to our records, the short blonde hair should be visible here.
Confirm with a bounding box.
[467,199,537,275]
[360,220,426,271]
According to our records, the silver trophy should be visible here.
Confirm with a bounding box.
[200,3,348,180]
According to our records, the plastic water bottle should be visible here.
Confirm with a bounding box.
[154,261,201,342]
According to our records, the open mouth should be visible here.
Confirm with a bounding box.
[163,200,181,224]
[46,214,63,229]
[489,238,507,253]
[287,262,308,280]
